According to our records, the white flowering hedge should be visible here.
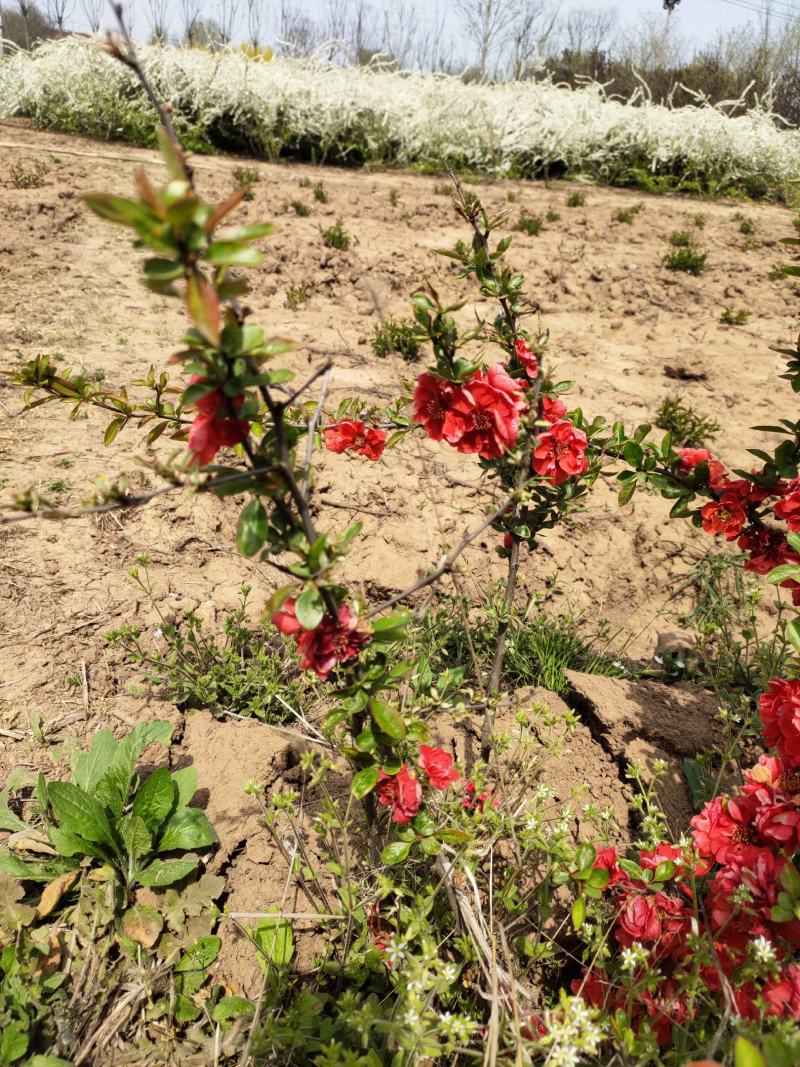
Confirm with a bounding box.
[2,37,800,195]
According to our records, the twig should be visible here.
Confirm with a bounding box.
[303,366,331,495]
[80,660,90,716]
[365,493,516,618]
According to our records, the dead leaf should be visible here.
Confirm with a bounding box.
[33,934,62,976]
[36,869,79,918]
[8,831,58,856]
[122,903,164,948]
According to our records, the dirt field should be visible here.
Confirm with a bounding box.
[0,121,797,988]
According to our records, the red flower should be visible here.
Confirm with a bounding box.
[774,478,800,531]
[502,532,514,550]
[763,965,800,1020]
[442,365,528,459]
[738,526,799,576]
[532,419,589,485]
[323,419,386,461]
[462,780,497,812]
[742,754,787,798]
[691,794,756,862]
[376,765,422,824]
[186,375,249,466]
[296,604,372,680]
[754,800,800,849]
[641,979,689,1046]
[188,411,250,466]
[271,598,303,636]
[418,745,459,789]
[413,372,454,442]
[700,493,748,540]
[541,396,567,422]
[615,893,663,945]
[514,338,539,378]
[677,447,712,472]
[593,847,628,888]
[760,679,800,766]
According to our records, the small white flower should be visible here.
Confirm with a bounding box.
[384,936,406,967]
[676,659,686,669]
[751,935,777,965]
[153,627,163,638]
[653,654,663,664]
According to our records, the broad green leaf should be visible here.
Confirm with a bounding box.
[212,995,254,1022]
[571,896,585,930]
[236,499,268,557]
[206,240,262,267]
[174,994,201,1023]
[46,826,110,863]
[381,841,411,865]
[735,1037,766,1067]
[295,585,324,630]
[176,934,221,972]
[788,618,800,656]
[131,768,176,834]
[575,843,596,872]
[118,815,152,868]
[0,845,78,881]
[96,720,172,816]
[253,913,294,970]
[73,729,117,794]
[370,700,407,740]
[82,193,156,229]
[767,562,800,585]
[158,808,217,852]
[47,782,114,846]
[0,788,28,834]
[0,1021,28,1064]
[171,766,198,808]
[351,765,379,799]
[136,858,198,887]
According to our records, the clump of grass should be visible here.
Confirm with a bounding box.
[321,218,350,250]
[613,202,643,224]
[655,394,719,447]
[9,159,49,188]
[693,213,707,229]
[232,164,259,200]
[389,188,399,207]
[313,180,328,203]
[545,208,561,223]
[289,199,311,216]
[515,211,544,236]
[506,190,519,203]
[664,233,707,275]
[735,212,755,235]
[433,182,451,196]
[285,281,310,310]
[372,316,421,361]
[720,307,750,325]
[566,190,586,207]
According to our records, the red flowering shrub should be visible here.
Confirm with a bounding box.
[271,599,372,680]
[418,745,460,789]
[376,765,422,824]
[760,679,800,764]
[186,378,250,466]
[532,419,589,484]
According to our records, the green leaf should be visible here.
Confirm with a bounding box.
[574,843,596,872]
[236,499,268,557]
[622,441,643,466]
[780,861,800,897]
[253,913,294,970]
[174,994,201,1023]
[171,766,198,808]
[370,700,407,740]
[212,995,254,1022]
[103,416,126,446]
[205,241,262,267]
[571,896,585,930]
[351,765,379,799]
[0,788,28,834]
[788,618,800,656]
[735,1037,766,1067]
[618,479,637,505]
[73,729,117,794]
[82,193,156,229]
[158,808,217,852]
[381,841,411,865]
[295,585,324,630]
[132,768,176,834]
[118,814,152,867]
[767,563,800,585]
[96,720,172,816]
[136,858,198,887]
[0,1021,28,1064]
[176,934,221,972]
[787,532,800,555]
[47,782,114,846]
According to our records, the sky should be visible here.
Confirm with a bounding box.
[74,0,766,54]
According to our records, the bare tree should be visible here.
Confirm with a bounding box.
[379,0,420,68]
[46,0,73,32]
[80,0,103,33]
[278,0,321,55]
[505,0,558,79]
[563,5,617,56]
[181,0,202,44]
[245,0,265,48]
[14,0,36,48]
[455,0,520,78]
[216,0,240,44]
[146,0,169,43]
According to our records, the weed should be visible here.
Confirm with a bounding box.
[232,164,259,200]
[55,457,73,469]
[389,188,399,207]
[313,180,328,203]
[720,306,750,325]
[545,208,561,222]
[693,213,706,229]
[321,218,351,251]
[46,479,69,497]
[433,182,451,196]
[107,570,304,721]
[8,159,49,189]
[736,212,755,235]
[290,199,311,216]
[285,281,310,310]
[372,316,421,361]
[566,190,586,207]
[655,394,719,446]
[298,175,311,187]
[613,202,643,224]
[515,211,544,236]
[664,240,708,275]
[506,190,519,203]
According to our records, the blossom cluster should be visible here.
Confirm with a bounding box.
[187,375,250,467]
[567,678,800,1046]
[677,447,800,602]
[376,745,460,824]
[271,597,372,680]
